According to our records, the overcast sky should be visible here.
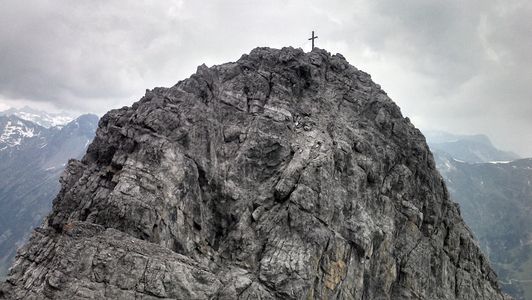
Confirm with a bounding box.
[1,0,531,155]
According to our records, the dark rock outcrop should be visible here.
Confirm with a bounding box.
[0,48,510,299]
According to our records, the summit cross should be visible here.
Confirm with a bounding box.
[308,31,318,50]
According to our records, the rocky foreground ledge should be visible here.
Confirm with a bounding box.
[0,47,510,299]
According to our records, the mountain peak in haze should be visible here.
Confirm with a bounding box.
[424,130,520,163]
[0,106,75,129]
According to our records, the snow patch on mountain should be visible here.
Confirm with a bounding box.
[0,120,40,149]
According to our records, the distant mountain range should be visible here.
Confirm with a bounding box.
[0,108,98,278]
[426,131,532,300]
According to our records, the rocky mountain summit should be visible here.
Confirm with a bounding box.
[0,47,510,299]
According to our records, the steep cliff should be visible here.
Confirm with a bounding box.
[0,47,510,299]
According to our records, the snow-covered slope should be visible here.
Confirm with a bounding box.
[0,106,74,128]
[0,116,45,151]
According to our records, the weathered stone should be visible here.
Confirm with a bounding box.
[0,47,511,299]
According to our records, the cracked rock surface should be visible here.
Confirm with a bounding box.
[0,47,510,299]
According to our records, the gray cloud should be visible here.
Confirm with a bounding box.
[1,0,532,155]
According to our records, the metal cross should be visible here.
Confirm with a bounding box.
[308,31,318,50]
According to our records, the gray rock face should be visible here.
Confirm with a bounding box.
[0,47,510,299]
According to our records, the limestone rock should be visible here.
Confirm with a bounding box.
[0,47,510,299]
